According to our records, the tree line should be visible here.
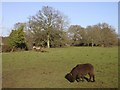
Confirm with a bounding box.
[5,6,118,51]
[68,24,118,47]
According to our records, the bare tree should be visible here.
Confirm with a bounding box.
[86,23,118,47]
[99,23,118,46]
[28,6,69,48]
[68,25,86,46]
[68,23,118,47]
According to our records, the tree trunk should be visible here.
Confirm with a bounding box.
[92,42,94,47]
[92,39,94,47]
[88,43,89,46]
[47,34,50,48]
[11,46,15,52]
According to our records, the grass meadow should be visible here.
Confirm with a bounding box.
[2,47,118,88]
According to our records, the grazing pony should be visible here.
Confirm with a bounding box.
[33,46,48,53]
[33,46,40,50]
[33,46,44,51]
[65,63,95,82]
[40,50,48,53]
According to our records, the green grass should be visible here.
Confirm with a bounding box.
[2,47,118,88]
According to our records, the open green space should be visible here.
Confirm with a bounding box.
[2,47,118,88]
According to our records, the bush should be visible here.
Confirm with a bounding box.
[13,47,27,52]
[2,45,28,52]
[2,45,12,52]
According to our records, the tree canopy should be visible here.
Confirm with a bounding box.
[27,6,69,48]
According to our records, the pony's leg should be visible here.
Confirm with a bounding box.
[76,75,80,82]
[88,73,91,82]
[81,76,84,82]
[92,75,95,82]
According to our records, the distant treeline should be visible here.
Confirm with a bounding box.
[67,24,118,47]
[1,6,118,52]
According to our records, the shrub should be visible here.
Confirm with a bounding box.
[2,45,12,52]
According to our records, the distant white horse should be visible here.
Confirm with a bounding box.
[33,46,48,52]
[33,46,42,50]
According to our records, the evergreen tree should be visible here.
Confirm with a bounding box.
[8,24,27,51]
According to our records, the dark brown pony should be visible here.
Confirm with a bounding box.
[40,50,48,53]
[65,63,95,82]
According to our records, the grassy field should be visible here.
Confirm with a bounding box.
[2,47,118,88]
